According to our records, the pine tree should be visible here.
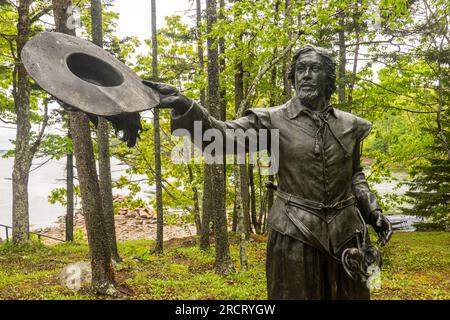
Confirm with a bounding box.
[403,134,450,229]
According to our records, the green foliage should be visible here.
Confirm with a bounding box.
[402,147,450,226]
[48,186,80,207]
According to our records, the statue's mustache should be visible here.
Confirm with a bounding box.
[299,82,317,88]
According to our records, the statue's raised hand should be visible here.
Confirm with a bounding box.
[143,80,192,115]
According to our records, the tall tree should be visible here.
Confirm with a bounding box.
[90,0,120,262]
[337,13,347,109]
[196,0,206,106]
[151,0,164,254]
[233,27,251,239]
[66,129,74,241]
[282,0,292,101]
[206,0,234,274]
[233,26,249,265]
[52,0,117,295]
[12,0,33,244]
[12,0,49,244]
[199,0,211,251]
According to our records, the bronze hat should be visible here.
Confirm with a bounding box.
[21,32,159,116]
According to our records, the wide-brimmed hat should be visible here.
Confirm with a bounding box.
[22,32,159,116]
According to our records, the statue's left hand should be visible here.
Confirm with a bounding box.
[371,210,393,246]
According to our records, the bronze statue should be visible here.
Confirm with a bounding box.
[144,45,393,300]
[22,33,392,299]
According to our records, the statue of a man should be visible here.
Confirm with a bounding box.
[144,44,392,300]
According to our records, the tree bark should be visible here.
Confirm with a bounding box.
[347,30,359,113]
[266,41,278,225]
[338,16,346,109]
[90,0,120,262]
[52,0,116,295]
[234,59,251,239]
[66,129,74,242]
[200,165,212,250]
[199,0,211,251]
[12,0,33,244]
[206,0,234,274]
[256,160,263,234]
[196,0,206,106]
[232,179,238,232]
[188,165,202,235]
[219,0,226,121]
[151,0,164,254]
[249,163,257,234]
[282,0,292,101]
[234,162,248,270]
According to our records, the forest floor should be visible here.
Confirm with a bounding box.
[0,231,448,300]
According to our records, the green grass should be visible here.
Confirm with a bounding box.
[0,232,448,300]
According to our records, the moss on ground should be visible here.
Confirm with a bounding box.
[0,232,448,300]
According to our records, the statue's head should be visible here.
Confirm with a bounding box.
[288,45,336,103]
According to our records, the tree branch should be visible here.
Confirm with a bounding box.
[0,116,16,124]
[356,76,439,107]
[30,98,50,155]
[236,31,302,117]
[30,7,51,24]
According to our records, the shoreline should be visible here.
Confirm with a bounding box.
[32,199,197,245]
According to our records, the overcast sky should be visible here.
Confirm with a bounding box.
[0,0,201,150]
[113,0,199,42]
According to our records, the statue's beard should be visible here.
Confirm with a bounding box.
[297,87,320,104]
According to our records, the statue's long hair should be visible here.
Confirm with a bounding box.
[288,44,337,101]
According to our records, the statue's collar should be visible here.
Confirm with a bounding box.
[286,96,337,120]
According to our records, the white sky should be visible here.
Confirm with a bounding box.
[0,0,199,150]
[112,0,202,57]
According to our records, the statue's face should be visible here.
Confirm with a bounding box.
[294,51,328,103]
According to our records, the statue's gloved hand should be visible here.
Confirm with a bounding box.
[57,99,142,148]
[369,210,393,246]
[143,80,192,116]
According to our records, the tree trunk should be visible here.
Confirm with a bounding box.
[233,49,249,263]
[66,129,74,242]
[240,161,251,237]
[196,0,206,106]
[249,163,257,235]
[282,0,292,101]
[264,174,274,235]
[219,0,226,122]
[90,0,120,262]
[198,0,212,251]
[256,160,263,234]
[234,161,248,270]
[266,42,278,225]
[52,0,116,295]
[234,59,251,239]
[206,0,234,274]
[347,29,359,113]
[338,16,346,109]
[12,0,33,245]
[232,180,238,232]
[151,0,164,254]
[200,166,212,249]
[188,165,202,235]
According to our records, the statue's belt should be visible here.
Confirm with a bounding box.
[275,190,360,261]
[276,190,355,213]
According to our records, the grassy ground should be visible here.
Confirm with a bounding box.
[0,231,448,300]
